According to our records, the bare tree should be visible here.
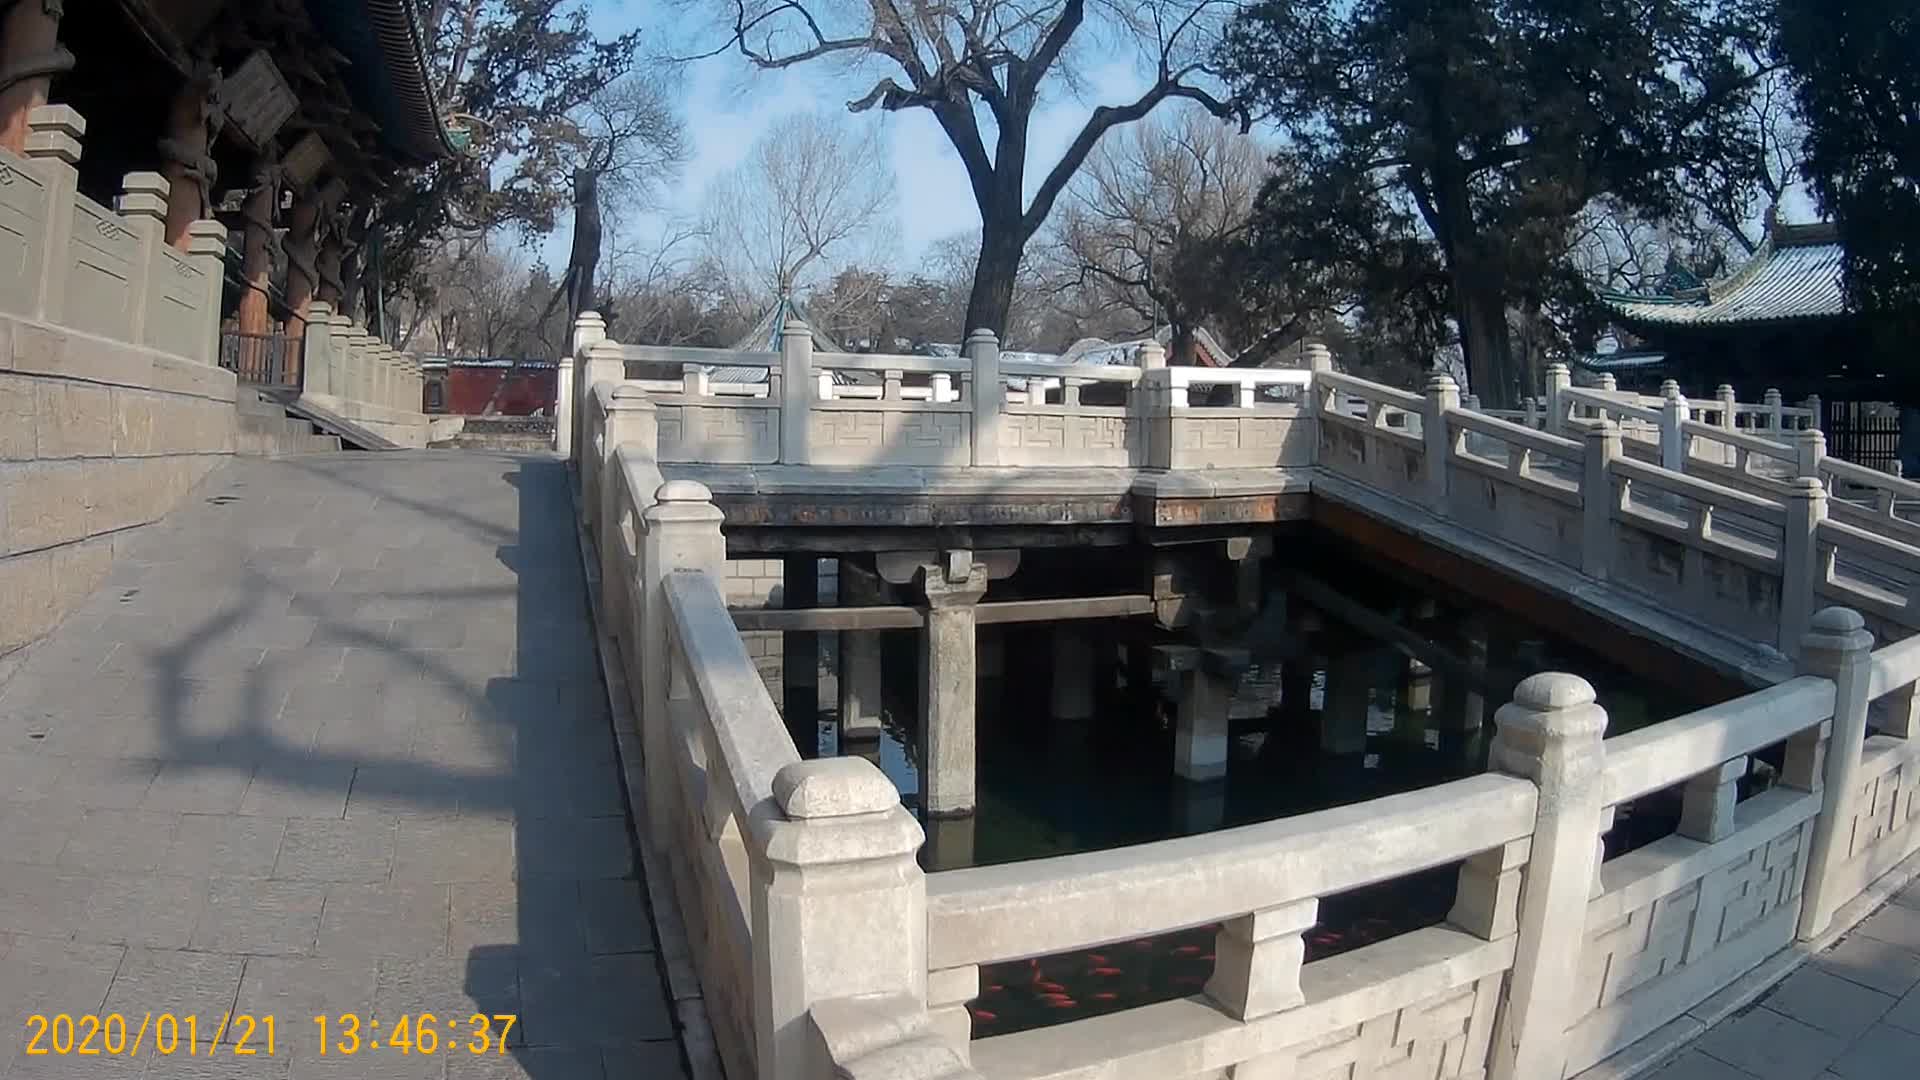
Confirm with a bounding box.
[699,113,896,314]
[1048,105,1264,362]
[685,0,1244,338]
[552,74,687,325]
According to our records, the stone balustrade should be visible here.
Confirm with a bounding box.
[578,356,1920,1079]
[292,302,429,447]
[565,317,1326,472]
[0,106,227,366]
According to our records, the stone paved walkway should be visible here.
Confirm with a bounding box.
[1648,881,1920,1080]
[0,451,684,1079]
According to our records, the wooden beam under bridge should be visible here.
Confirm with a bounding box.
[728,594,1154,632]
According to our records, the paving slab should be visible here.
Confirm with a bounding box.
[1640,879,1920,1080]
[0,453,686,1079]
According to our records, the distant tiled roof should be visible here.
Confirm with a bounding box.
[1575,350,1667,372]
[1602,223,1846,328]
[303,0,459,163]
[708,296,849,385]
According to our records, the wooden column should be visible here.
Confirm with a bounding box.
[0,1,70,154]
[283,194,321,340]
[315,233,344,307]
[159,62,218,248]
[235,162,279,382]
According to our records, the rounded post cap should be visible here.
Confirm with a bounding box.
[774,758,901,819]
[1810,607,1865,634]
[576,310,605,325]
[1425,372,1459,393]
[654,480,713,504]
[1512,672,1597,711]
[1786,476,1825,495]
[1545,361,1570,374]
[964,327,999,344]
[1717,384,1736,395]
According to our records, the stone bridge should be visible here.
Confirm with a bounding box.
[562,312,1920,1080]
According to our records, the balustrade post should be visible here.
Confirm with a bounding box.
[1659,381,1689,472]
[571,311,611,463]
[1580,421,1621,580]
[115,172,167,346]
[753,758,927,1079]
[1806,394,1823,432]
[1423,373,1460,510]
[1794,607,1874,940]
[301,301,335,392]
[1716,384,1737,431]
[554,349,576,456]
[1597,373,1618,393]
[1138,338,1167,371]
[1486,673,1609,1080]
[1780,477,1828,656]
[1543,363,1571,437]
[968,328,1002,466]
[1765,388,1784,433]
[638,481,726,855]
[597,395,657,651]
[781,316,813,465]
[1792,427,1827,480]
[185,220,227,366]
[24,106,82,324]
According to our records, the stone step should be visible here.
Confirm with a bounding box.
[237,412,314,439]
[433,433,555,452]
[235,430,342,456]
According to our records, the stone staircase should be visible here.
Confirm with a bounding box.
[431,414,556,452]
[233,386,344,455]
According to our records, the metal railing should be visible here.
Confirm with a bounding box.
[220,332,300,388]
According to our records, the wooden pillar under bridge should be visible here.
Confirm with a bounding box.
[160,61,219,248]
[0,1,70,154]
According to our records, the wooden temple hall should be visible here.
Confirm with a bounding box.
[1,0,456,384]
[1593,219,1914,472]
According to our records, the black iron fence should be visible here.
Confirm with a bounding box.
[1823,399,1902,473]
[220,332,300,388]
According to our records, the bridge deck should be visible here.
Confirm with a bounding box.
[0,451,685,1079]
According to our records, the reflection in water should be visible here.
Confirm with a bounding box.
[807,534,1729,1039]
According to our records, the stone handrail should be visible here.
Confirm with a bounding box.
[1444,407,1584,503]
[1601,676,1836,807]
[0,107,226,368]
[925,773,1536,970]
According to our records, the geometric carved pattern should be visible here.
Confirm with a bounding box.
[1574,821,1808,1021]
[1274,974,1498,1080]
[813,411,884,448]
[893,411,964,449]
[1844,757,1920,863]
[1005,414,1136,454]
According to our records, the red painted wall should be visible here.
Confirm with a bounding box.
[435,365,558,416]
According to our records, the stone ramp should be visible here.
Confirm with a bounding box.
[0,451,687,1079]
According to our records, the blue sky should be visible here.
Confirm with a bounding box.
[536,0,1154,273]
[536,1,1817,276]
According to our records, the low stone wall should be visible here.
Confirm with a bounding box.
[298,390,430,449]
[0,313,236,652]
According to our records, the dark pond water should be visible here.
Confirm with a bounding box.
[804,528,1739,1039]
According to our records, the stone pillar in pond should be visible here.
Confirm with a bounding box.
[783,556,820,756]
[1159,645,1246,781]
[918,554,987,817]
[1050,624,1096,721]
[837,561,885,745]
[923,813,977,872]
[1321,651,1373,755]
[1433,616,1490,741]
